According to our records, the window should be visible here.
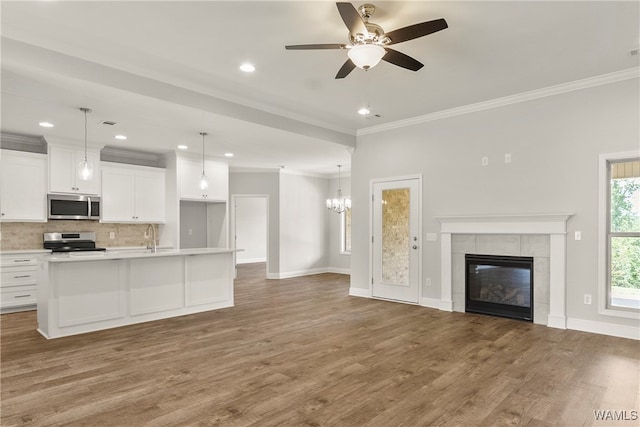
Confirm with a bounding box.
[600,153,640,317]
[341,208,351,254]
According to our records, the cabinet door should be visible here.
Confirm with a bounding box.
[204,161,229,201]
[50,146,100,195]
[178,157,205,200]
[0,151,46,222]
[101,167,135,222]
[134,169,166,223]
[179,157,228,201]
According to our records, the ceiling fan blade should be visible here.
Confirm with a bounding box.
[336,2,368,35]
[285,44,347,50]
[382,48,424,71]
[335,59,356,79]
[384,18,448,45]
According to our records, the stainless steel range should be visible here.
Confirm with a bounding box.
[43,232,107,253]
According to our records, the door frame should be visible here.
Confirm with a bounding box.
[369,174,423,304]
[230,194,270,277]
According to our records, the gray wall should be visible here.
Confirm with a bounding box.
[229,172,280,276]
[351,77,639,329]
[179,201,208,249]
[328,176,351,272]
[279,172,330,275]
[235,197,267,263]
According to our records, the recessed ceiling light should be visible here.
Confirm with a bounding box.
[114,134,127,140]
[358,107,370,116]
[224,153,234,158]
[240,63,256,73]
[177,145,188,150]
[39,121,54,128]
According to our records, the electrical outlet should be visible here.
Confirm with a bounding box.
[188,229,193,235]
[584,294,592,305]
[575,231,582,241]
[505,153,512,163]
[144,232,149,239]
[481,156,489,166]
[425,278,432,287]
[109,231,115,240]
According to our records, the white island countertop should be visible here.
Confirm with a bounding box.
[46,247,240,262]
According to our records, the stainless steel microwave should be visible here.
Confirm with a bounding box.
[47,194,100,220]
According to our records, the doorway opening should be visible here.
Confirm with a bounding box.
[231,194,269,278]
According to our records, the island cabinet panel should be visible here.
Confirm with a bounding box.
[186,254,231,306]
[56,260,124,327]
[38,249,236,339]
[129,257,184,315]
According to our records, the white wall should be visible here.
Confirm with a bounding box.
[351,77,639,333]
[235,197,267,263]
[328,176,351,273]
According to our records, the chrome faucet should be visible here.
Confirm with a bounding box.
[146,224,157,253]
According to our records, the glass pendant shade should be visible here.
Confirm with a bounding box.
[348,44,386,70]
[199,132,208,191]
[199,173,209,190]
[78,107,93,181]
[78,159,94,181]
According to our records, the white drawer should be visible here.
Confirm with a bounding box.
[0,257,38,268]
[1,286,37,308]
[1,269,37,286]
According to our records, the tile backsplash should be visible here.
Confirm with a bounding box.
[0,221,158,251]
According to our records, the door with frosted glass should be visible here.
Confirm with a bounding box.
[372,178,421,303]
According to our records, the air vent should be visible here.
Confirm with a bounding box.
[365,114,382,120]
[629,48,639,56]
[101,120,117,126]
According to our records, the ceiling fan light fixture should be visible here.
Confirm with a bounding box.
[347,44,385,70]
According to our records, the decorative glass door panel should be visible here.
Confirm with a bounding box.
[372,178,421,303]
[381,188,410,286]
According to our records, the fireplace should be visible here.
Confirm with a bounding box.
[465,254,533,322]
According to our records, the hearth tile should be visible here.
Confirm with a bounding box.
[534,302,549,325]
[452,234,476,254]
[521,235,550,257]
[534,257,550,304]
[452,254,465,295]
[476,234,521,256]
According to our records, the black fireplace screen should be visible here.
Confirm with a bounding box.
[465,254,534,321]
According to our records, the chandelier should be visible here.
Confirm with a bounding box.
[326,165,351,214]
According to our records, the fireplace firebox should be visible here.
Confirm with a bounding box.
[465,254,533,322]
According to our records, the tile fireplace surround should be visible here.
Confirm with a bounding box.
[437,214,573,329]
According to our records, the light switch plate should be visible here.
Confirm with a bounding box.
[575,231,582,240]
[481,156,489,166]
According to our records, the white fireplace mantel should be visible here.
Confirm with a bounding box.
[437,213,573,329]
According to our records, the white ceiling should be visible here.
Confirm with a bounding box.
[2,1,638,175]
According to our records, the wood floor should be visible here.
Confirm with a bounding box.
[1,263,639,426]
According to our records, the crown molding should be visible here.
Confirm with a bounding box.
[357,67,640,137]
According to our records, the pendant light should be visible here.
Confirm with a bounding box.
[199,132,208,190]
[326,165,351,213]
[77,107,93,181]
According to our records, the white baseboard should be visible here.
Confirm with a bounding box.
[419,297,441,310]
[349,287,371,298]
[567,318,640,341]
[267,267,329,279]
[547,315,567,330]
[237,257,267,264]
[328,267,351,275]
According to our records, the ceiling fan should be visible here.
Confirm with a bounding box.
[285,2,448,79]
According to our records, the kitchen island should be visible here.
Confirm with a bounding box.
[37,248,236,339]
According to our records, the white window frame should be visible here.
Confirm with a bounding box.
[340,208,351,255]
[598,151,640,319]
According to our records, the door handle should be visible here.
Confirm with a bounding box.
[412,245,418,250]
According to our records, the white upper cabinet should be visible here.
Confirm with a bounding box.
[101,163,166,223]
[0,150,47,222]
[178,157,228,201]
[49,145,101,195]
